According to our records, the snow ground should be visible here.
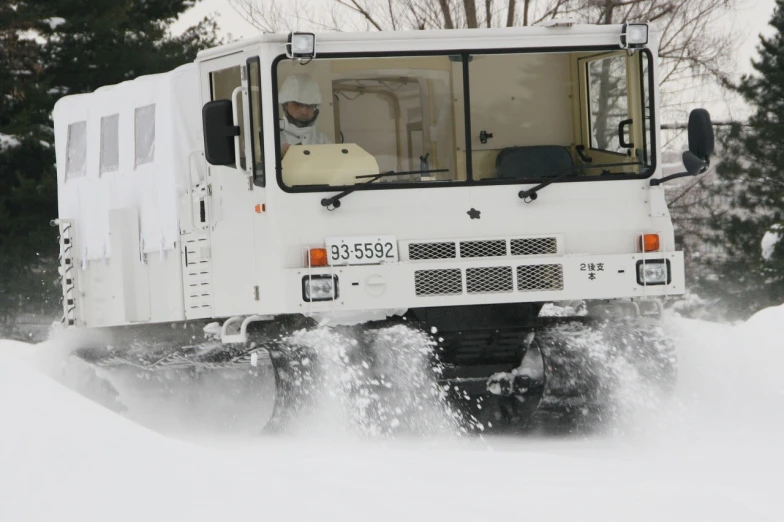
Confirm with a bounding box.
[2,308,784,522]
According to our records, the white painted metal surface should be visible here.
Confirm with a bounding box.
[53,23,684,329]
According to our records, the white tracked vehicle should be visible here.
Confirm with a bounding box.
[52,22,714,432]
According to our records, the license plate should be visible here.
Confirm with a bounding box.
[326,236,398,265]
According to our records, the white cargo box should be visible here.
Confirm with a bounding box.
[53,63,205,261]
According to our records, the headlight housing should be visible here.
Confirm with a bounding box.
[636,259,670,286]
[302,274,338,302]
[621,23,648,49]
[287,32,316,59]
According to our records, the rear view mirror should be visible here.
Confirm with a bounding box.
[202,100,239,166]
[688,108,714,161]
[651,108,714,186]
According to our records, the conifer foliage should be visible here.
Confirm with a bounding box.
[705,0,784,318]
[0,1,218,332]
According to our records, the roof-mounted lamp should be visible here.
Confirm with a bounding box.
[286,32,316,60]
[620,23,649,49]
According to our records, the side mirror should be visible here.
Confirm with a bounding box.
[688,108,714,161]
[651,108,714,187]
[202,100,239,166]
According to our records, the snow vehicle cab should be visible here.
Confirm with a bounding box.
[52,22,714,432]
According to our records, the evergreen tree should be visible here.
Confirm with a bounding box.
[703,0,784,319]
[0,1,219,333]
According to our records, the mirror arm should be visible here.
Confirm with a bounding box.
[650,169,701,186]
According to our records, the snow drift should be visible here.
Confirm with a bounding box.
[2,308,784,521]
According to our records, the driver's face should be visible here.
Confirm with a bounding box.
[284,101,316,121]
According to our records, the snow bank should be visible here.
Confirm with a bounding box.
[0,132,21,151]
[761,225,781,260]
[2,308,784,521]
[42,17,66,30]
[665,304,784,437]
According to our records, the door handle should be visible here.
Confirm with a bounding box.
[618,119,634,148]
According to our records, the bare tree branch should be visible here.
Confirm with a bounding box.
[336,0,385,31]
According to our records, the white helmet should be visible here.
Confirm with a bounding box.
[279,74,322,105]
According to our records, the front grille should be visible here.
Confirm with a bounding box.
[407,237,558,261]
[414,269,462,296]
[466,266,514,293]
[408,242,456,260]
[459,240,507,258]
[510,237,557,256]
[517,264,564,291]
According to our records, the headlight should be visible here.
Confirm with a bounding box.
[636,260,670,286]
[621,23,648,48]
[302,275,338,302]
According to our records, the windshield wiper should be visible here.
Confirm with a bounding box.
[517,161,642,202]
[320,169,448,209]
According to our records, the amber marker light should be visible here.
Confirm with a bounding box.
[308,248,328,267]
[639,233,660,253]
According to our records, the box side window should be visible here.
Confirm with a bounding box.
[100,114,119,174]
[134,104,155,167]
[65,121,87,180]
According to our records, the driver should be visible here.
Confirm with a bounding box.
[279,74,331,157]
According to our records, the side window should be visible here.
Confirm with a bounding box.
[210,65,246,170]
[65,121,87,180]
[100,114,119,174]
[586,55,629,154]
[134,104,155,167]
[247,58,264,185]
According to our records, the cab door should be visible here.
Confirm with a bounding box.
[199,50,261,316]
[578,51,646,173]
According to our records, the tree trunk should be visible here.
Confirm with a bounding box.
[463,0,478,28]
[438,0,455,29]
[506,0,516,26]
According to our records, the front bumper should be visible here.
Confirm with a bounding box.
[282,251,684,315]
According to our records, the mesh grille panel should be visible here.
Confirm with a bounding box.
[517,264,564,291]
[414,269,462,296]
[466,266,514,294]
[408,242,456,260]
[459,240,507,258]
[510,237,558,256]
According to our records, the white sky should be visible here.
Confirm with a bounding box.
[172,0,779,123]
[175,0,778,67]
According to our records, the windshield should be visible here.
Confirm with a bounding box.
[275,49,654,190]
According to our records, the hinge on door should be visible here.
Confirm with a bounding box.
[253,285,260,301]
[241,67,247,81]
